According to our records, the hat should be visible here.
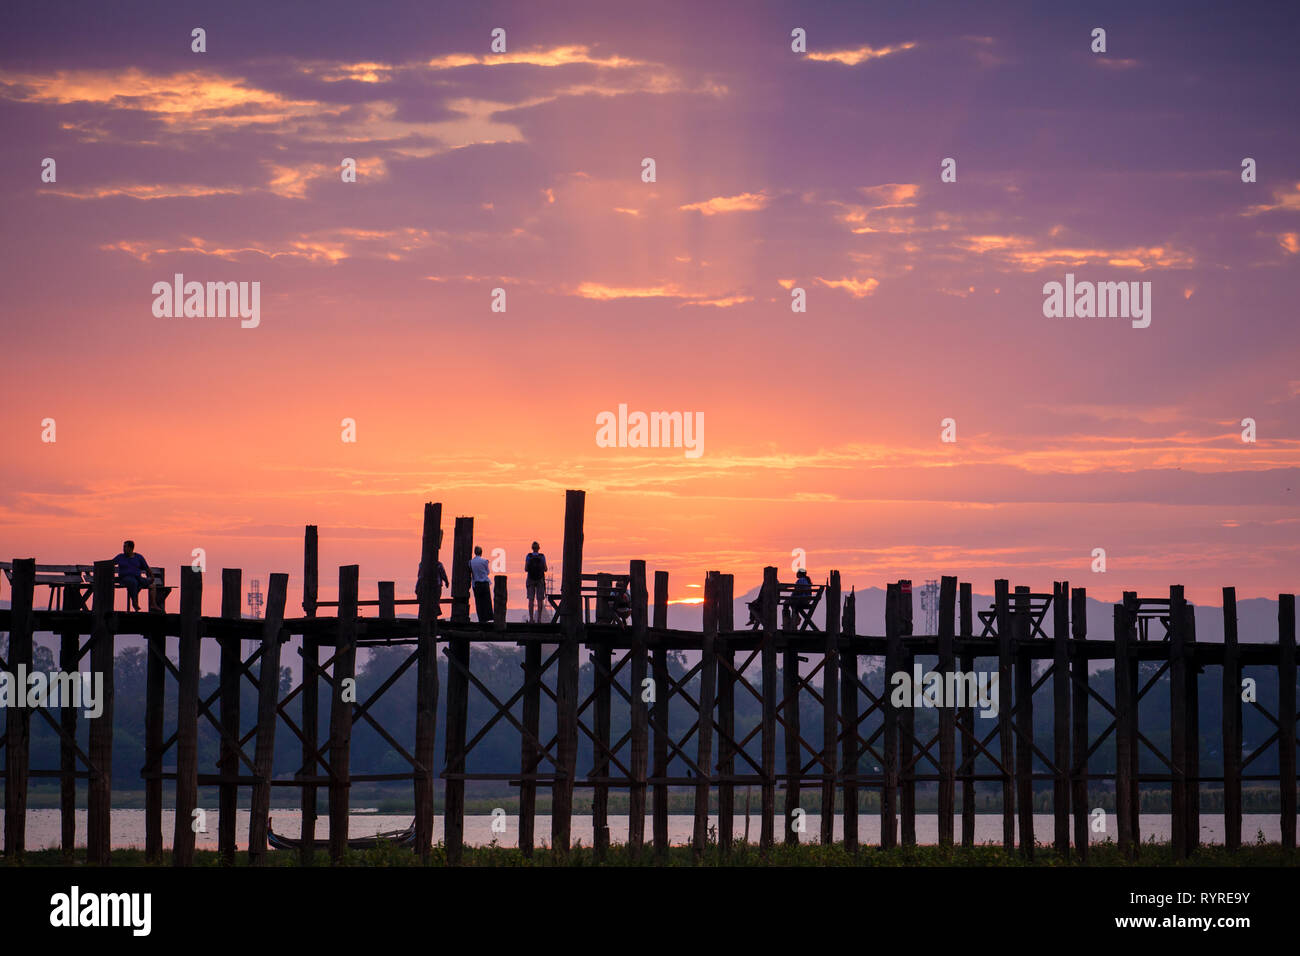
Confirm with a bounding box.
[796,568,807,577]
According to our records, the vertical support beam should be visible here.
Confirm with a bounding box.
[882,582,900,851]
[519,637,541,858]
[840,589,859,852]
[716,573,735,856]
[899,579,915,847]
[592,572,612,860]
[1169,585,1188,860]
[1123,592,1141,847]
[1014,585,1034,859]
[959,581,975,848]
[1221,587,1241,851]
[87,561,116,866]
[60,582,82,860]
[782,585,801,845]
[1185,602,1200,852]
[173,565,202,867]
[552,490,584,854]
[415,503,441,861]
[450,516,473,623]
[760,566,779,852]
[327,565,359,864]
[1114,600,1135,858]
[248,573,288,863]
[1071,587,1089,860]
[444,517,474,861]
[300,525,319,864]
[627,560,649,858]
[378,581,395,619]
[3,558,34,859]
[937,575,956,848]
[1052,582,1071,856]
[493,575,508,633]
[652,569,670,857]
[994,579,1014,851]
[821,571,841,847]
[218,568,242,866]
[1279,594,1297,851]
[693,572,718,859]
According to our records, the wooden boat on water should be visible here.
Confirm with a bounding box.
[266,819,417,851]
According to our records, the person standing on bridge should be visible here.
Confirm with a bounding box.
[470,545,493,623]
[524,541,548,623]
[113,539,152,612]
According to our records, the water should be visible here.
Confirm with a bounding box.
[9,810,1295,851]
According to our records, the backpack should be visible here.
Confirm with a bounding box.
[526,552,544,579]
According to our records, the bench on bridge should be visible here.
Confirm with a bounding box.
[0,561,172,612]
[745,579,827,631]
[547,573,632,626]
[977,591,1053,638]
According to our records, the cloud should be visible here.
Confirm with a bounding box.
[265,157,387,199]
[806,42,917,65]
[815,276,880,298]
[47,183,243,201]
[426,45,647,71]
[962,235,1194,271]
[680,191,769,215]
[1245,182,1300,216]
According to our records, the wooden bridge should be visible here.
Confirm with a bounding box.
[0,489,1296,864]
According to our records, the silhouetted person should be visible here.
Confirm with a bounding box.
[786,568,813,628]
[113,539,151,611]
[524,541,548,622]
[470,545,493,623]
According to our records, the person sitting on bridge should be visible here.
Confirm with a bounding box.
[113,539,151,611]
[785,568,813,627]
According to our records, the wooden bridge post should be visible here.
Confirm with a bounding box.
[593,572,613,859]
[782,578,801,845]
[60,581,82,859]
[1221,587,1241,851]
[840,589,859,852]
[249,573,288,863]
[627,560,649,857]
[1169,585,1188,859]
[493,576,508,633]
[652,569,669,857]
[994,579,1014,851]
[716,573,735,855]
[1280,594,1296,851]
[445,517,473,861]
[173,565,202,867]
[415,503,441,861]
[899,579,916,847]
[301,525,320,864]
[219,568,242,865]
[518,632,541,858]
[937,575,956,848]
[1052,582,1071,856]
[1014,585,1034,859]
[1122,592,1141,847]
[882,582,900,850]
[1070,587,1089,860]
[378,581,395,619]
[3,558,35,859]
[86,560,116,865]
[1185,602,1200,852]
[1113,599,1135,857]
[959,582,975,847]
[328,564,359,864]
[821,571,841,847]
[552,490,585,854]
[693,572,718,859]
[760,566,779,852]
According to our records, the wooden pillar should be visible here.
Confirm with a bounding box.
[593,572,612,859]
[1014,586,1034,859]
[821,571,840,847]
[716,573,735,855]
[493,575,508,633]
[60,582,82,859]
[327,565,359,864]
[1279,594,1296,851]
[693,572,718,859]
[218,568,242,865]
[519,637,541,858]
[652,570,670,857]
[899,579,915,847]
[1185,602,1200,851]
[782,587,801,845]
[300,525,319,864]
[86,561,116,865]
[1113,600,1134,857]
[378,581,395,619]
[445,518,474,861]
[840,590,859,852]
[1051,582,1071,856]
[959,582,975,848]
[1221,587,1241,851]
[994,579,1014,851]
[627,560,650,857]
[1123,592,1141,847]
[760,566,779,852]
[937,575,956,848]
[552,490,584,854]
[1169,585,1188,860]
[415,502,441,860]
[248,573,288,863]
[882,582,901,851]
[173,565,202,867]
[3,558,34,859]
[1071,587,1089,860]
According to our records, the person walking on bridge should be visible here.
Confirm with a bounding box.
[470,545,493,623]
